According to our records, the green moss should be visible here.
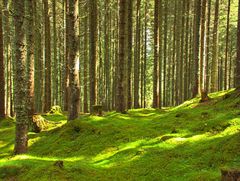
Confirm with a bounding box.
[0,89,240,180]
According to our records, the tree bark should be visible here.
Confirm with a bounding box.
[83,1,89,113]
[133,0,141,109]
[89,0,98,112]
[53,0,58,105]
[26,0,35,123]
[33,0,43,113]
[153,0,159,108]
[236,0,240,87]
[68,0,80,120]
[116,0,127,113]
[211,0,219,92]
[0,9,5,118]
[192,0,201,97]
[127,0,133,109]
[43,0,52,112]
[13,0,28,154]
[200,0,207,93]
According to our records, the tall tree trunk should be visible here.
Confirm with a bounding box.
[13,0,28,154]
[192,0,201,97]
[175,0,181,104]
[224,0,231,90]
[205,0,211,93]
[153,0,159,108]
[179,0,185,104]
[143,1,147,108]
[2,0,10,117]
[184,0,190,101]
[211,0,219,92]
[104,0,110,111]
[171,0,177,106]
[200,0,207,93]
[25,0,35,123]
[127,0,133,109]
[163,0,168,106]
[0,9,5,118]
[158,0,163,108]
[43,0,51,112]
[68,0,80,120]
[133,0,141,109]
[236,0,240,87]
[83,1,89,113]
[52,0,58,105]
[64,0,70,111]
[89,0,97,112]
[33,1,43,113]
[116,0,127,113]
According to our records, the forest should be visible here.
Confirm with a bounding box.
[0,0,240,180]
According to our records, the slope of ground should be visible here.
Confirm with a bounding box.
[0,89,240,181]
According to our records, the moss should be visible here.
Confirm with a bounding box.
[0,89,240,180]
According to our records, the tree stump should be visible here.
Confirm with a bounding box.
[31,114,47,133]
[200,89,210,103]
[221,169,240,181]
[92,105,103,116]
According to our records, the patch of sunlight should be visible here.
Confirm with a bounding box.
[171,98,199,111]
[93,159,115,168]
[209,89,234,98]
[0,155,85,164]
[174,137,187,142]
[64,156,85,162]
[88,116,105,122]
[28,137,42,147]
[92,137,185,168]
[92,140,146,164]
[117,115,131,120]
[131,113,156,118]
[186,134,208,143]
[215,125,240,138]
[143,142,176,150]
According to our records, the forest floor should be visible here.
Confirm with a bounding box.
[0,89,240,181]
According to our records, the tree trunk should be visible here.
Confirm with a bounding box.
[52,0,58,105]
[236,0,240,87]
[13,0,28,154]
[224,0,231,90]
[89,0,98,112]
[192,0,201,97]
[68,0,80,120]
[43,0,51,112]
[200,0,207,94]
[133,0,141,109]
[153,0,159,108]
[64,0,70,111]
[127,0,133,109]
[211,0,219,92]
[26,0,35,124]
[116,0,127,113]
[83,1,89,113]
[163,0,168,106]
[205,0,212,93]
[33,0,43,113]
[0,9,5,118]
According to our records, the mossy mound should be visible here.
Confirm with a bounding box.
[0,89,240,180]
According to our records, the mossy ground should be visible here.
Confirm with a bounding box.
[0,89,240,181]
